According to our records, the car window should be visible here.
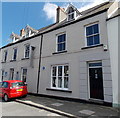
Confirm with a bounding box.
[0,82,2,88]
[2,82,9,88]
[12,82,26,88]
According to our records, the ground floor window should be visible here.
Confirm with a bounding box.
[9,68,14,80]
[21,68,27,82]
[2,70,4,81]
[51,64,69,89]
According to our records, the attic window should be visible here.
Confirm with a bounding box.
[68,7,74,21]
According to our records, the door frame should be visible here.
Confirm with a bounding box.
[87,61,104,101]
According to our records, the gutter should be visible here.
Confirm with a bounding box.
[37,34,43,94]
[106,14,120,21]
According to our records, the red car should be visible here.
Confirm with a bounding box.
[0,80,28,102]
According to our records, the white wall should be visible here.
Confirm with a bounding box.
[107,17,119,107]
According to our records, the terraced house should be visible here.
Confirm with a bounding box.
[0,1,120,107]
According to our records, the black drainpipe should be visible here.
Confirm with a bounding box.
[37,34,43,94]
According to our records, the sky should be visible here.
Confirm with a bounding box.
[1,0,109,47]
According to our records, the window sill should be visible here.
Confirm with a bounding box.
[46,88,72,93]
[21,57,29,60]
[81,44,103,50]
[52,50,67,55]
[1,61,6,63]
[10,59,16,62]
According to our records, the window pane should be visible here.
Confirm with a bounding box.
[13,49,17,60]
[25,45,30,58]
[64,77,68,88]
[58,66,62,76]
[68,7,74,13]
[71,13,74,19]
[4,51,7,62]
[62,43,65,51]
[58,77,62,88]
[2,82,8,88]
[0,82,2,88]
[87,36,94,46]
[86,26,93,36]
[64,66,69,76]
[94,34,100,44]
[22,69,27,82]
[10,69,14,80]
[58,34,66,43]
[89,62,102,67]
[52,67,56,76]
[93,24,99,34]
[58,44,62,51]
[52,77,56,87]
[12,82,25,88]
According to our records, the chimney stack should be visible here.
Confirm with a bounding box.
[20,28,25,37]
[56,6,67,23]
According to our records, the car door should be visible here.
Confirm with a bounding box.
[0,82,2,97]
[2,82,10,97]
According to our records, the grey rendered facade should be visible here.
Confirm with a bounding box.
[0,1,120,107]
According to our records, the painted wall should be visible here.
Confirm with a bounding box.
[0,49,2,82]
[40,11,112,102]
[118,16,120,107]
[107,17,119,107]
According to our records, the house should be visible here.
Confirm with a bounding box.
[0,1,120,107]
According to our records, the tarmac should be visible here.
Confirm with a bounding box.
[15,94,120,118]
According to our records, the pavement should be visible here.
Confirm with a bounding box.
[15,94,120,118]
[2,100,61,117]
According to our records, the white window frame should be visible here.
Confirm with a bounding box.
[85,23,100,47]
[24,44,30,58]
[56,33,66,52]
[67,7,75,21]
[12,48,17,60]
[51,64,69,90]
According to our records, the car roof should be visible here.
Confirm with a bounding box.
[3,80,23,83]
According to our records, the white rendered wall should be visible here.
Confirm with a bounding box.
[107,17,119,107]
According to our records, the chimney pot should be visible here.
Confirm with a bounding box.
[20,28,25,37]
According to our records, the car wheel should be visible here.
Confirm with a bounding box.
[4,94,9,102]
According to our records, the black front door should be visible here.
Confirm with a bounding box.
[89,68,104,100]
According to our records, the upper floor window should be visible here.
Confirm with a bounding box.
[3,50,8,62]
[57,33,66,52]
[86,24,100,46]
[13,48,17,60]
[24,44,30,58]
[51,65,69,89]
[68,7,74,21]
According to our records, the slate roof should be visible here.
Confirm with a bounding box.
[1,1,118,49]
[37,1,113,34]
[26,25,38,33]
[10,32,21,39]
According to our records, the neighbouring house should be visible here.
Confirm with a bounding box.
[0,1,120,107]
